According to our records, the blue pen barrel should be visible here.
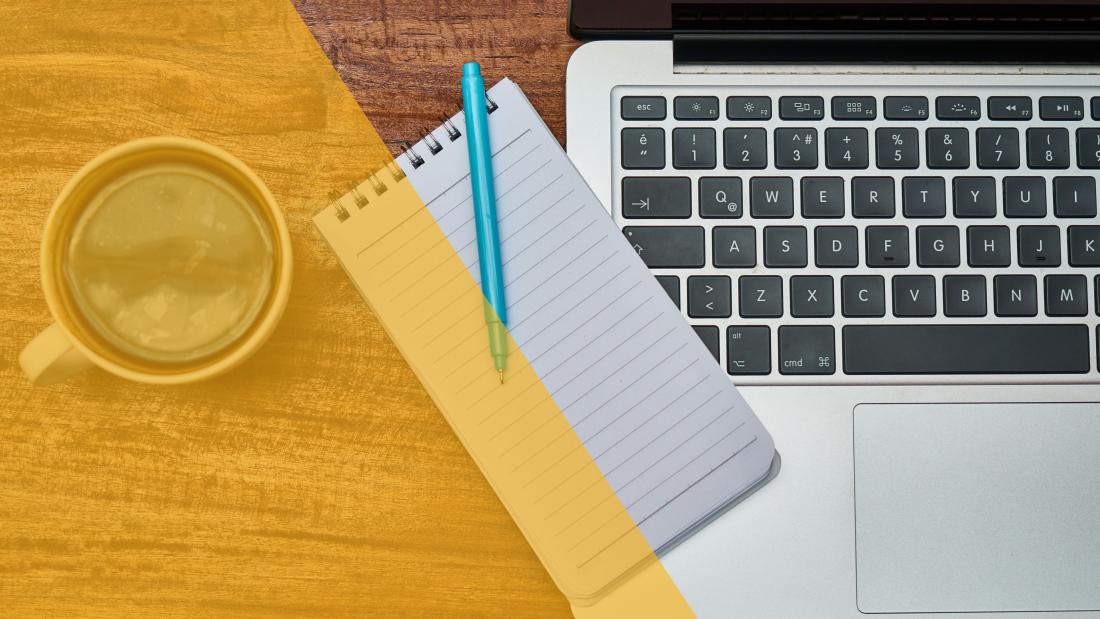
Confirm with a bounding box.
[462,62,508,328]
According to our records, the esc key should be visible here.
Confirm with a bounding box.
[622,96,667,120]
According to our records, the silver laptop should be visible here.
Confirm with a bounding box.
[565,1,1100,616]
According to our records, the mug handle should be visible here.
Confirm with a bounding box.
[20,323,95,385]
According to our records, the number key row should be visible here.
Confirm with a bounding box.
[621,127,1100,170]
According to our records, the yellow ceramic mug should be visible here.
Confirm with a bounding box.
[20,137,292,385]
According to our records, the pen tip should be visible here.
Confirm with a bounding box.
[499,369,504,384]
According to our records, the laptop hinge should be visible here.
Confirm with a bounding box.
[673,31,1100,65]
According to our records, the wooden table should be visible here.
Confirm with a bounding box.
[0,0,577,616]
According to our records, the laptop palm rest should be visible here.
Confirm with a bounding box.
[854,402,1100,614]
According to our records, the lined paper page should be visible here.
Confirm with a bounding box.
[394,80,776,553]
[315,79,775,597]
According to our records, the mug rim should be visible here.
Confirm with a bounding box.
[40,136,293,384]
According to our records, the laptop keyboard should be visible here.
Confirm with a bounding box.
[613,86,1100,383]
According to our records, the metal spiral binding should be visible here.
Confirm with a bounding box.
[423,130,443,155]
[331,94,499,223]
[348,183,369,209]
[440,116,461,141]
[404,142,425,168]
[367,173,387,195]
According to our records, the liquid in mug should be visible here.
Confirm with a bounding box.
[63,163,274,364]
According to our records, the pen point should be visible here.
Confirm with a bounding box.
[499,369,504,384]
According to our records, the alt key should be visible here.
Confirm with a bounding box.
[727,326,771,375]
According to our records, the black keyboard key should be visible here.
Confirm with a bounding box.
[1068,226,1100,266]
[1045,275,1088,316]
[693,325,720,362]
[727,96,772,120]
[1027,127,1071,169]
[916,226,960,267]
[994,275,1038,317]
[953,177,997,218]
[739,276,784,318]
[655,275,680,308]
[791,275,835,318]
[1094,97,1100,120]
[851,177,895,218]
[674,96,720,120]
[750,177,795,218]
[1017,226,1061,267]
[621,177,691,218]
[832,96,877,120]
[724,128,768,169]
[699,177,744,218]
[902,177,947,218]
[884,96,929,121]
[713,226,757,267]
[779,96,825,120]
[1054,177,1097,218]
[727,326,771,375]
[672,128,716,169]
[843,325,1089,374]
[936,96,981,120]
[892,275,937,317]
[967,226,1011,267]
[764,226,808,268]
[621,128,665,169]
[866,226,909,267]
[926,128,969,169]
[775,128,819,169]
[778,326,836,375]
[624,226,704,268]
[1039,96,1085,121]
[1078,128,1100,169]
[815,226,859,268]
[987,97,1033,121]
[688,275,732,318]
[976,128,1020,169]
[842,275,886,317]
[1003,177,1047,217]
[825,128,869,169]
[801,177,845,218]
[944,275,987,317]
[621,97,666,120]
[876,128,919,169]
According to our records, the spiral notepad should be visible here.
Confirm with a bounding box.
[314,79,777,600]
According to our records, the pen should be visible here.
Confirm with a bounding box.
[461,61,508,384]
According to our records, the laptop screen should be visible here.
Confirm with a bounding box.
[570,0,1100,37]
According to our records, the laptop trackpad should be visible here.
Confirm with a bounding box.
[854,403,1100,613]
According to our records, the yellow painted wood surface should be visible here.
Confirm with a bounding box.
[0,1,576,616]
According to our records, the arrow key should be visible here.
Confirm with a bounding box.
[688,275,732,318]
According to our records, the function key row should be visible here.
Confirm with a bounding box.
[622,176,1099,219]
[661,273,1100,320]
[624,225,1100,269]
[621,95,1100,122]
[621,126,1100,170]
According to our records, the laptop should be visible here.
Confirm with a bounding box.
[564,1,1100,616]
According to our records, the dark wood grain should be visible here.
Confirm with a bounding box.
[293,0,578,154]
